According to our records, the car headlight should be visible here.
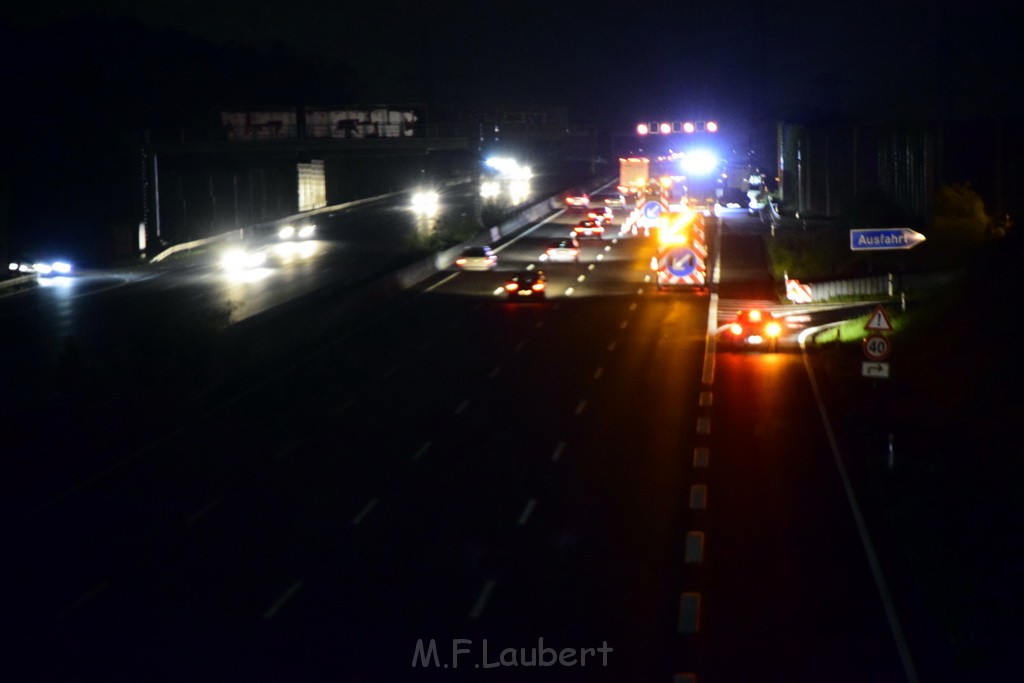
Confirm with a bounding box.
[278,225,295,240]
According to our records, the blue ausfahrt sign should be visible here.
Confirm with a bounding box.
[849,228,926,251]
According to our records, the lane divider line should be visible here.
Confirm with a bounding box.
[551,442,566,462]
[518,499,537,526]
[684,531,705,563]
[263,580,303,620]
[693,447,710,468]
[469,580,496,619]
[351,498,378,525]
[689,485,707,510]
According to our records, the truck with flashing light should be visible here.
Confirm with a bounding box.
[651,210,708,291]
[617,157,650,199]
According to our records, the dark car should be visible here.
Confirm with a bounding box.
[563,190,590,208]
[723,309,782,351]
[572,219,605,239]
[455,246,498,270]
[504,270,548,300]
[593,192,625,208]
[586,206,614,224]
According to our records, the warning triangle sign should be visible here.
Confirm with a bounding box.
[864,305,893,332]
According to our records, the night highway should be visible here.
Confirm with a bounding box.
[3,200,913,682]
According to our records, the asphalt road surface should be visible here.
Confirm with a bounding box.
[3,204,913,682]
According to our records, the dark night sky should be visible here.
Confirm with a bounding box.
[4,0,1024,129]
[2,0,1023,262]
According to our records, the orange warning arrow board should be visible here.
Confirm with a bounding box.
[864,304,893,332]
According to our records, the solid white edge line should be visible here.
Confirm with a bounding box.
[351,497,379,525]
[798,325,919,683]
[469,579,496,619]
[263,580,304,620]
[551,441,566,462]
[518,499,537,526]
[702,292,718,386]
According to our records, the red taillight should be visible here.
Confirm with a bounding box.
[532,282,545,291]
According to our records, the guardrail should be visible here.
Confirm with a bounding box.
[803,270,962,302]
[0,274,38,293]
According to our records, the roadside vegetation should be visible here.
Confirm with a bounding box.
[784,184,1023,675]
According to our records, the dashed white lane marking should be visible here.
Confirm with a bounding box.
[535,320,544,328]
[673,674,698,683]
[470,580,496,619]
[685,531,705,563]
[565,287,575,296]
[58,581,109,620]
[577,274,586,282]
[381,365,399,380]
[488,366,501,379]
[644,275,652,282]
[263,580,303,620]
[693,447,710,468]
[596,254,604,261]
[588,264,595,271]
[629,302,637,311]
[575,399,588,415]
[678,592,701,633]
[526,263,535,271]
[689,485,707,510]
[619,320,628,329]
[696,417,711,435]
[425,273,459,292]
[338,397,356,414]
[454,399,471,415]
[637,287,644,295]
[518,499,537,526]
[352,498,379,525]
[185,497,222,526]
[607,341,617,352]
[699,391,713,407]
[551,441,566,462]
[605,244,613,250]
[515,340,525,352]
[593,367,604,380]
[412,442,431,461]
[448,319,460,329]
[420,339,432,351]
[492,287,505,296]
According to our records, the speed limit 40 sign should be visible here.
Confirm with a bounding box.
[863,334,892,361]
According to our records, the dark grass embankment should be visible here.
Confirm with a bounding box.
[808,232,1024,678]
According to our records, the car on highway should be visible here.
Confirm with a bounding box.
[586,205,614,224]
[593,192,625,208]
[276,222,317,241]
[563,190,590,208]
[572,219,605,239]
[454,246,497,270]
[723,309,782,352]
[504,270,547,300]
[8,257,74,277]
[541,238,580,262]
